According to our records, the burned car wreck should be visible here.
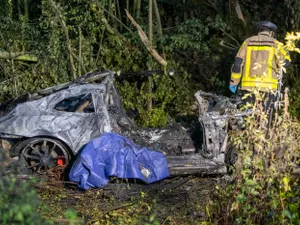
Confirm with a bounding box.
[0,70,244,178]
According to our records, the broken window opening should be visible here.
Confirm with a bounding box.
[54,93,95,113]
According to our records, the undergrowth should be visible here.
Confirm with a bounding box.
[203,89,300,225]
[0,147,81,225]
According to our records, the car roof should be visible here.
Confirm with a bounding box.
[0,70,114,115]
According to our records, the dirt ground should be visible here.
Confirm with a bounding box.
[1,142,228,224]
[35,175,227,225]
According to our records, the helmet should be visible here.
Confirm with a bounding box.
[253,21,277,34]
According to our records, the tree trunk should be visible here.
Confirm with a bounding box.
[148,0,153,112]
[125,10,167,66]
[24,0,29,21]
[49,0,77,79]
[148,0,153,44]
[113,0,117,18]
[109,0,112,15]
[126,0,129,22]
[153,0,162,35]
[133,0,137,17]
[183,0,187,20]
[137,0,141,18]
[108,0,114,25]
[78,24,82,75]
[234,0,246,26]
[0,0,12,17]
[17,0,21,19]
[153,0,165,59]
[116,0,121,22]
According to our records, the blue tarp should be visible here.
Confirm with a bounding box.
[69,132,169,190]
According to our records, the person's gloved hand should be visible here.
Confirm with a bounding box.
[229,85,237,93]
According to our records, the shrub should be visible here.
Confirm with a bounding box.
[0,147,53,225]
[204,90,300,225]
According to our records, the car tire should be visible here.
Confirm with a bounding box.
[19,137,70,178]
[225,146,238,166]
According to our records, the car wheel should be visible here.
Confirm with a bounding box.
[19,138,70,176]
[225,146,238,166]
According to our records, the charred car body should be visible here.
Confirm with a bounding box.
[0,70,244,176]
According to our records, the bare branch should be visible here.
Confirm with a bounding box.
[93,0,133,33]
[125,9,167,67]
[234,0,246,26]
[219,28,240,47]
[0,51,37,62]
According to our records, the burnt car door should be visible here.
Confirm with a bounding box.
[50,91,112,154]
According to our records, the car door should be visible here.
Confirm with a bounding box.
[48,91,111,153]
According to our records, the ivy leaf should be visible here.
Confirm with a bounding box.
[245,178,257,186]
[282,209,292,220]
[236,194,246,203]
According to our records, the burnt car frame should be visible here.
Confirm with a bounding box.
[0,70,243,176]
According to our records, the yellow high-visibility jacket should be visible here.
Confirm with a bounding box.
[230,31,291,92]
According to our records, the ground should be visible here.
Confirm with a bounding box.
[35,175,226,225]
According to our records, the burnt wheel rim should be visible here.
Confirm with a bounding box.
[226,146,238,166]
[21,139,69,174]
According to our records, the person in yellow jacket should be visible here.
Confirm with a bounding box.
[230,21,291,94]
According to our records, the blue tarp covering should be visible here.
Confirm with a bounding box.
[69,132,169,190]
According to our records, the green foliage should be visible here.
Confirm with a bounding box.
[289,86,300,118]
[160,16,233,92]
[0,149,51,225]
[38,185,157,224]
[117,71,196,127]
[64,209,81,225]
[287,64,300,118]
[163,19,209,51]
[1,0,299,114]
[0,148,82,225]
[279,33,300,119]
[0,16,41,53]
[0,0,151,103]
[0,177,51,225]
[1,0,300,224]
[162,16,227,53]
[204,92,300,225]
[2,0,299,127]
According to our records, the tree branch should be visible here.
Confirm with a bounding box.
[94,0,133,33]
[234,0,246,26]
[125,9,167,66]
[219,28,240,47]
[0,51,37,62]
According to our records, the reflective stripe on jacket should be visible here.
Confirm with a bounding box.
[230,31,291,92]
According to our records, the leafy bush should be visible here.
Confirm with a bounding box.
[289,85,300,118]
[0,146,82,225]
[117,71,197,127]
[0,148,53,225]
[203,91,300,225]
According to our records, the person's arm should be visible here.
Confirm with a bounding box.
[230,41,247,93]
